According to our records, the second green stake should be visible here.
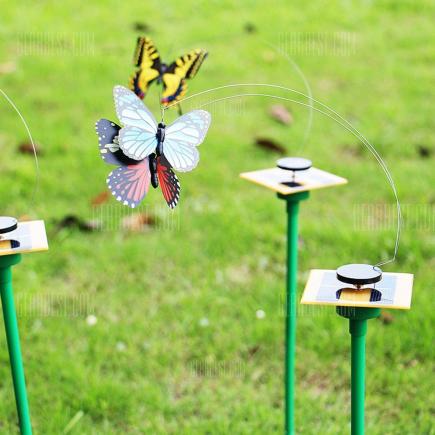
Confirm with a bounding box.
[278,191,309,435]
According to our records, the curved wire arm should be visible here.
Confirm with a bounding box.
[0,88,40,210]
[164,83,401,267]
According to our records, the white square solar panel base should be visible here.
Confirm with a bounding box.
[240,166,347,195]
[0,220,48,257]
[301,269,413,310]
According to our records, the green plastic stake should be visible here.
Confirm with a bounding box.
[0,254,33,435]
[278,191,309,435]
[337,306,381,435]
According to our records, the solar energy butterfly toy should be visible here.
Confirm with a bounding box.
[129,36,208,109]
[95,86,211,209]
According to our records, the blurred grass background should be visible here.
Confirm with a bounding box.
[0,0,434,433]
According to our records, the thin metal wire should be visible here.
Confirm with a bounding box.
[283,56,313,147]
[157,88,165,123]
[0,88,40,210]
[261,39,314,147]
[165,84,401,267]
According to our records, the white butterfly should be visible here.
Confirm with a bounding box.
[113,85,211,172]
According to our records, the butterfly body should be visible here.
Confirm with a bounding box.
[152,64,168,89]
[130,37,208,106]
[158,63,169,76]
[149,154,159,189]
[95,86,211,209]
[156,123,166,156]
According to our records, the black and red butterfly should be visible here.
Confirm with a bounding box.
[95,119,180,208]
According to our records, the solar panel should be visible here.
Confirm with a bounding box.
[301,269,413,310]
[240,166,347,195]
[0,221,48,257]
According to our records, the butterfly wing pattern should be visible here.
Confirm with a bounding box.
[96,118,122,165]
[128,36,208,106]
[96,86,211,209]
[114,86,158,160]
[96,118,151,208]
[96,118,138,166]
[156,155,180,209]
[106,160,151,208]
[161,49,208,105]
[129,37,161,99]
[163,110,211,172]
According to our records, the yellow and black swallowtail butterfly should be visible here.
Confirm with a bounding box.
[129,36,208,108]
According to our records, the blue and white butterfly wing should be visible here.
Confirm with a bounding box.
[95,118,139,166]
[95,118,151,208]
[113,85,158,130]
[113,85,158,160]
[95,118,122,165]
[163,110,211,172]
[119,126,158,160]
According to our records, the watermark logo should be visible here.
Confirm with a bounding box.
[278,32,357,56]
[90,203,181,232]
[353,203,434,231]
[278,292,336,318]
[15,32,95,56]
[189,359,245,378]
[183,96,246,117]
[16,293,93,318]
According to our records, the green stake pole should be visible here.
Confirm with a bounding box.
[350,318,366,434]
[278,191,309,435]
[337,307,381,435]
[0,254,33,435]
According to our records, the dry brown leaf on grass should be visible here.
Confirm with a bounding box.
[404,359,418,368]
[132,22,151,32]
[261,50,276,63]
[247,345,261,358]
[56,215,101,232]
[225,263,250,285]
[417,145,432,159]
[17,141,42,155]
[269,104,293,125]
[379,311,394,325]
[251,368,265,382]
[255,137,286,154]
[244,22,257,33]
[340,144,364,159]
[121,213,156,232]
[0,61,17,74]
[91,191,110,206]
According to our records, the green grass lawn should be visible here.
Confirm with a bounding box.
[0,1,434,433]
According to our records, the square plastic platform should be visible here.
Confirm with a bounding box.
[0,220,48,257]
[240,166,347,195]
[301,269,413,309]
